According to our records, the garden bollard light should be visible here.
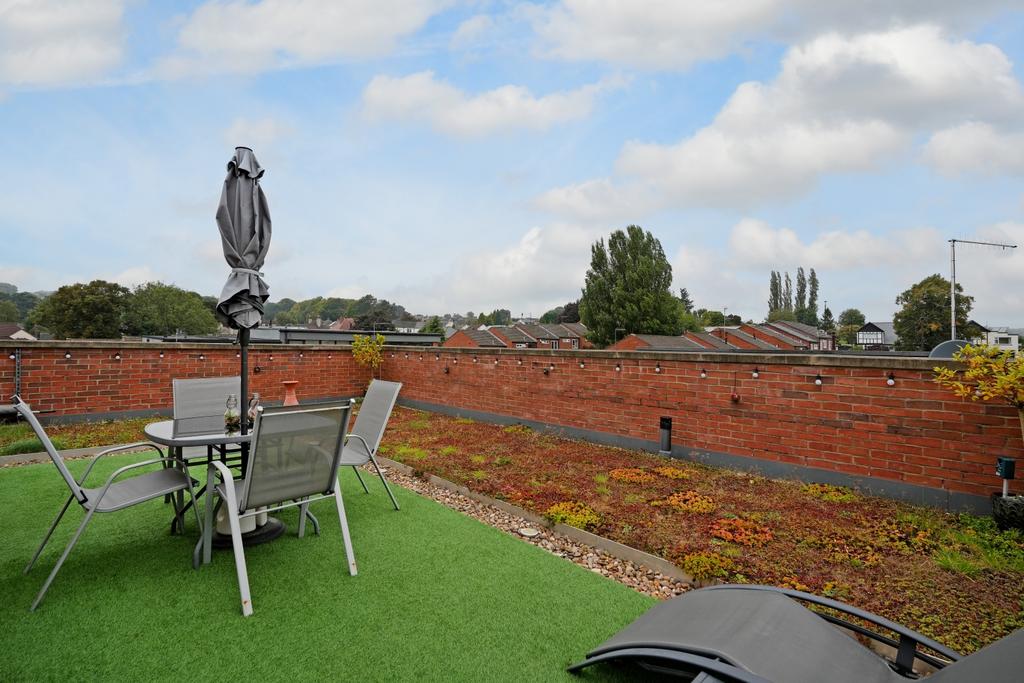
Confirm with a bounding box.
[659,416,672,455]
[997,457,1016,497]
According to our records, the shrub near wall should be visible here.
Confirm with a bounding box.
[379,347,1024,505]
[0,341,369,419]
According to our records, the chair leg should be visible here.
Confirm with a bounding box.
[202,467,218,566]
[352,465,370,494]
[30,507,96,611]
[25,495,74,573]
[226,506,253,617]
[306,509,320,536]
[333,484,357,577]
[297,501,308,539]
[370,455,400,511]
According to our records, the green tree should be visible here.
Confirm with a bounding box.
[837,308,866,328]
[783,272,793,311]
[894,274,972,351]
[767,308,797,322]
[679,288,694,314]
[0,300,18,322]
[795,267,807,312]
[806,268,819,324]
[28,280,129,338]
[557,301,580,324]
[539,307,563,324]
[697,309,726,326]
[679,311,702,332]
[579,225,682,347]
[820,306,836,333]
[355,303,395,331]
[321,297,349,321]
[0,290,41,322]
[768,271,781,313]
[836,308,866,346]
[122,282,219,336]
[420,316,445,335]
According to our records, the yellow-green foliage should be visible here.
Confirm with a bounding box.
[352,333,386,373]
[802,483,858,503]
[935,344,1024,444]
[658,491,715,513]
[503,424,533,435]
[681,552,734,581]
[545,501,601,530]
[394,445,429,461]
[654,466,692,480]
[609,468,655,484]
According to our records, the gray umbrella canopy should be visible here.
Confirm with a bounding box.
[215,147,271,329]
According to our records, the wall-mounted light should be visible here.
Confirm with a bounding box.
[814,373,823,386]
[328,354,333,360]
[64,351,72,359]
[473,356,478,363]
[700,368,707,379]
[8,352,16,360]
[198,354,206,361]
[299,352,304,359]
[159,351,164,359]
[548,363,555,371]
[435,353,440,361]
[453,357,458,364]
[751,368,759,379]
[236,351,241,359]
[579,361,585,369]
[443,366,450,374]
[390,353,395,358]
[517,358,522,365]
[887,372,896,387]
[655,363,662,374]
[405,353,409,359]
[494,357,499,365]
[615,363,622,372]
[269,354,274,361]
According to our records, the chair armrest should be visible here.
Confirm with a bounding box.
[79,442,166,485]
[704,585,961,671]
[344,433,374,455]
[207,459,240,513]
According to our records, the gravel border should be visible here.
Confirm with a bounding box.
[375,464,691,600]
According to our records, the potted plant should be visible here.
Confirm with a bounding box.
[935,344,1024,529]
[352,333,386,386]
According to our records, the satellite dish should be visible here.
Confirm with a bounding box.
[929,339,970,359]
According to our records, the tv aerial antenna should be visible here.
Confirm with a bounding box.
[948,239,1016,340]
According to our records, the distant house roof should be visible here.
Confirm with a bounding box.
[329,317,355,331]
[461,329,507,347]
[0,323,34,341]
[516,324,558,340]
[686,331,735,349]
[763,321,817,343]
[630,334,705,351]
[541,323,578,339]
[711,327,778,350]
[780,320,831,339]
[561,322,588,337]
[859,322,898,346]
[745,324,807,348]
[489,326,534,344]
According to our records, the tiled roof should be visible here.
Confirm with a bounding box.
[489,326,534,343]
[561,322,588,337]
[746,324,807,347]
[463,329,506,347]
[764,321,817,343]
[541,324,577,338]
[715,328,778,350]
[686,332,735,349]
[633,334,705,351]
[0,322,26,338]
[515,324,558,340]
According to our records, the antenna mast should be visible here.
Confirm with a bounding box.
[948,239,1017,340]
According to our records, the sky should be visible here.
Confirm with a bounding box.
[1,1,1023,325]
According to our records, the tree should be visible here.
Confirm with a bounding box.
[679,311,702,332]
[557,301,580,324]
[768,271,781,313]
[724,313,742,326]
[579,225,682,347]
[352,333,386,382]
[807,268,819,324]
[355,303,395,331]
[28,280,129,338]
[420,316,445,335]
[795,267,807,312]
[539,307,563,324]
[679,288,694,314]
[820,306,836,333]
[836,308,866,346]
[0,300,18,322]
[767,308,797,322]
[122,282,219,337]
[837,308,866,328]
[783,272,793,312]
[696,309,726,326]
[894,274,972,351]
[0,290,41,322]
[321,297,349,321]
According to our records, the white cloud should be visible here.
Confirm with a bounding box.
[0,0,126,86]
[450,14,494,49]
[361,71,624,137]
[530,0,1015,70]
[534,178,659,220]
[224,117,294,150]
[727,218,943,270]
[924,122,1024,176]
[540,26,1024,216]
[107,266,161,288]
[159,0,451,77]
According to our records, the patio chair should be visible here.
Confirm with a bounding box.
[172,375,242,459]
[568,584,1024,682]
[12,396,202,612]
[341,379,402,511]
[201,401,356,616]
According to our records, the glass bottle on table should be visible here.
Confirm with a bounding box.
[224,393,241,433]
[247,393,261,422]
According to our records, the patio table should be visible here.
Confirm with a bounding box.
[144,419,285,566]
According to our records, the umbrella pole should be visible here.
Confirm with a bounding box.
[239,327,250,473]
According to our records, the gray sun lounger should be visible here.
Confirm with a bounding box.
[568,584,1024,682]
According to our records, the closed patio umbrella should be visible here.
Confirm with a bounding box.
[215,146,271,435]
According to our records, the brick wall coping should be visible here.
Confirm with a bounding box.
[404,345,959,371]
[0,339,960,371]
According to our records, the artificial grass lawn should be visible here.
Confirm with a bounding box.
[0,453,654,681]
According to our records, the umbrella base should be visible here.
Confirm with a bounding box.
[211,517,286,548]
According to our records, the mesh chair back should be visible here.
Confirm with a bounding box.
[172,376,241,434]
[347,380,402,463]
[240,401,354,511]
[12,397,86,503]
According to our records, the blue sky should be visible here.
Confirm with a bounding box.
[2,1,1023,325]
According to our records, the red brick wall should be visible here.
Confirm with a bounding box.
[380,348,1024,499]
[442,330,483,348]
[0,342,369,417]
[606,335,651,351]
[4,341,1021,500]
